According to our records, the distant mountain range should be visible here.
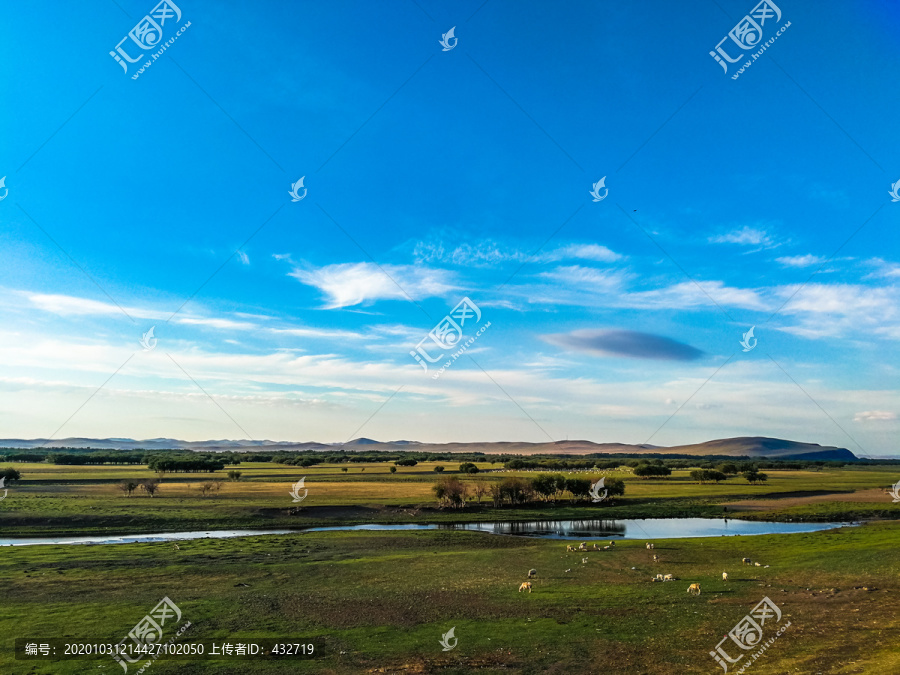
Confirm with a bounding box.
[0,436,859,461]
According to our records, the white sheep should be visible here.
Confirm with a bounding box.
[722,572,728,581]
[582,558,588,564]
[742,558,752,565]
[518,582,532,593]
[646,543,654,549]
[528,569,537,578]
[687,583,701,595]
[663,574,674,582]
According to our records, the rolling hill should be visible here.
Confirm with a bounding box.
[0,436,858,461]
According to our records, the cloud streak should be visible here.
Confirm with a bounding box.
[542,329,705,361]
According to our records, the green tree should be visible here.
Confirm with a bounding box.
[0,467,22,483]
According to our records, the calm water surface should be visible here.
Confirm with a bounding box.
[0,518,852,547]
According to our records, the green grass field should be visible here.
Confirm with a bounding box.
[2,461,899,673]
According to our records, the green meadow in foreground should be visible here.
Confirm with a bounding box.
[1,523,899,674]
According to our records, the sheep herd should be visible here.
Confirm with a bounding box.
[515,541,770,598]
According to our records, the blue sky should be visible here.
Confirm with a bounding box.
[0,0,898,454]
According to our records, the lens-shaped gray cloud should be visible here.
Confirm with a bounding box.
[542,329,705,361]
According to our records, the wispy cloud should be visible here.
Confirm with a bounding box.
[853,410,896,422]
[542,329,705,361]
[413,239,620,266]
[776,254,826,267]
[710,225,776,247]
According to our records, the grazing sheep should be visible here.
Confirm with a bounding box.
[172,543,180,550]
[578,542,587,551]
[609,541,615,547]
[566,545,577,552]
[646,543,654,549]
[722,572,728,582]
[663,574,674,582]
[603,545,611,550]
[754,562,762,567]
[655,574,665,581]
[742,558,752,565]
[687,583,701,595]
[582,558,589,564]
[653,554,660,562]
[528,569,537,579]
[565,568,572,573]
[518,582,532,593]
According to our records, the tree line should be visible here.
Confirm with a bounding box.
[432,474,626,509]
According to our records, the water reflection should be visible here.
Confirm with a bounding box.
[441,519,628,538]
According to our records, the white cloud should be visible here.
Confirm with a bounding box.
[710,226,774,246]
[236,251,250,265]
[541,244,620,263]
[27,293,165,320]
[774,283,900,339]
[853,410,897,422]
[289,262,456,308]
[776,254,826,267]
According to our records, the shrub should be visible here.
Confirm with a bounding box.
[140,479,160,497]
[227,470,242,481]
[118,480,139,496]
[432,477,469,508]
[389,466,397,474]
[434,465,445,472]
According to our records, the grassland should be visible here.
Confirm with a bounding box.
[1,460,899,674]
[1,462,898,536]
